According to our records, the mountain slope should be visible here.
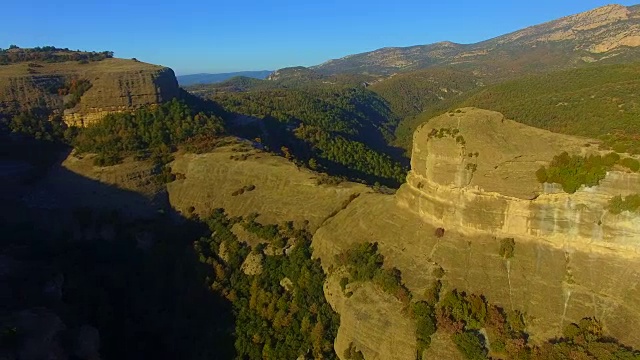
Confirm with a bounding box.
[176,70,271,86]
[395,61,640,153]
[312,4,640,76]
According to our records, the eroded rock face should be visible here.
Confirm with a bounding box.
[324,274,417,360]
[399,108,640,254]
[0,58,179,126]
[312,109,640,357]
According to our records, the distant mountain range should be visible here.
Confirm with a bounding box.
[177,70,272,86]
[310,4,640,76]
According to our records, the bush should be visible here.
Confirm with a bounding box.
[453,331,488,360]
[608,194,640,215]
[413,301,437,354]
[344,342,365,360]
[540,152,614,193]
[339,277,349,291]
[336,242,410,301]
[620,157,640,172]
[435,227,445,238]
[433,266,445,279]
[499,238,515,259]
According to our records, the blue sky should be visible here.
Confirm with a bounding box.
[2,1,638,74]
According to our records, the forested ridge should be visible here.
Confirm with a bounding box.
[210,86,408,186]
[386,62,640,153]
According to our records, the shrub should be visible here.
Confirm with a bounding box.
[620,157,640,172]
[413,301,437,354]
[344,342,365,360]
[453,331,488,360]
[541,152,612,193]
[608,194,640,214]
[603,152,620,166]
[499,238,515,259]
[535,166,548,183]
[336,242,410,301]
[433,266,445,279]
[435,227,445,238]
[339,277,349,291]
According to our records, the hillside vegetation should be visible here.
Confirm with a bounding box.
[370,68,480,119]
[461,62,640,154]
[73,99,226,166]
[400,62,640,153]
[210,86,408,186]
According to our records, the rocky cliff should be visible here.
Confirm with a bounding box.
[312,108,640,357]
[31,113,640,358]
[0,58,179,126]
[398,108,640,252]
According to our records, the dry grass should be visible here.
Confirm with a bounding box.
[0,58,163,77]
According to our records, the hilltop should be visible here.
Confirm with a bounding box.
[312,4,640,76]
[0,46,180,127]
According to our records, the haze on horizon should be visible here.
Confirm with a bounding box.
[3,0,639,75]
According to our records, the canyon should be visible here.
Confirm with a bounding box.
[30,108,640,359]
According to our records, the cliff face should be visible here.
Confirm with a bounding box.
[0,58,179,126]
[32,113,640,358]
[398,108,640,252]
[312,109,640,357]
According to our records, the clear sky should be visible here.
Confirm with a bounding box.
[2,1,638,75]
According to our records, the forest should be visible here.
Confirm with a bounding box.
[460,62,640,154]
[211,86,408,186]
[72,99,226,166]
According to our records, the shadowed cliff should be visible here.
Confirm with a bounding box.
[0,138,234,360]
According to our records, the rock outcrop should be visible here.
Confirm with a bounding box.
[312,108,640,357]
[398,108,640,253]
[0,58,179,126]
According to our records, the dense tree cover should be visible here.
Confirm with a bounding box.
[370,68,480,121]
[536,151,639,193]
[211,86,407,186]
[194,209,340,359]
[5,110,69,142]
[461,62,640,154]
[0,46,113,64]
[608,194,640,215]
[73,99,225,166]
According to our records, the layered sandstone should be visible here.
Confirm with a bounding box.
[312,108,640,357]
[0,58,179,126]
[398,108,640,254]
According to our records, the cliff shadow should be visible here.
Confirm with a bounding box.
[0,138,235,359]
